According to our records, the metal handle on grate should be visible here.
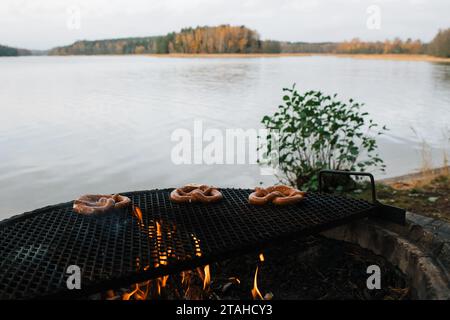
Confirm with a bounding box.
[318,170,377,204]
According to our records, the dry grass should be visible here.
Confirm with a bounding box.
[376,175,450,222]
[387,170,449,190]
[374,131,450,222]
[388,129,450,190]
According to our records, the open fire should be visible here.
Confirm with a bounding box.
[100,206,269,300]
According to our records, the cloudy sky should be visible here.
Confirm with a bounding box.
[0,0,448,50]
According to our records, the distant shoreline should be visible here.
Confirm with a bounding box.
[146,53,450,63]
[4,53,449,63]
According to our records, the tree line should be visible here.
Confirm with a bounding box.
[0,44,31,56]
[49,25,262,55]
[334,38,425,54]
[45,25,450,58]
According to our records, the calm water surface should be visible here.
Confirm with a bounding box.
[0,55,449,218]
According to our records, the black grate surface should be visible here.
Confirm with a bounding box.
[0,189,376,299]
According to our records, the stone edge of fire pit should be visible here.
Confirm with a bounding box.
[321,212,450,300]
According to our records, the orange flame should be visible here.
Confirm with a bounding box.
[203,265,211,290]
[122,284,139,300]
[122,208,215,300]
[192,234,202,257]
[251,266,263,300]
[155,279,161,296]
[132,206,144,227]
[161,275,169,288]
[251,253,265,300]
[121,257,152,300]
[137,281,150,300]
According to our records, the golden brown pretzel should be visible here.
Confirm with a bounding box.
[73,194,131,215]
[170,184,223,204]
[249,185,306,206]
[111,194,131,209]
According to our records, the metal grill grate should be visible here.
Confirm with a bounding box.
[0,189,376,299]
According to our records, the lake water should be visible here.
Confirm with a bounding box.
[0,55,449,219]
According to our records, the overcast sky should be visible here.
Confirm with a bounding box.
[0,0,448,50]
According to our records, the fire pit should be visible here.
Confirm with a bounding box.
[0,171,407,300]
[91,236,412,300]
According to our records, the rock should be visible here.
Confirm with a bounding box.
[264,292,274,300]
[428,197,439,203]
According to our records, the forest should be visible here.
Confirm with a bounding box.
[24,25,450,58]
[0,44,31,56]
[49,25,262,55]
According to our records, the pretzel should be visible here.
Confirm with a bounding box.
[249,185,306,206]
[170,184,223,204]
[73,194,131,215]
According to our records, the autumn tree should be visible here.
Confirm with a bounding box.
[428,28,450,58]
[48,25,445,56]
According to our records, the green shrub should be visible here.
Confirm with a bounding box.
[259,85,386,190]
